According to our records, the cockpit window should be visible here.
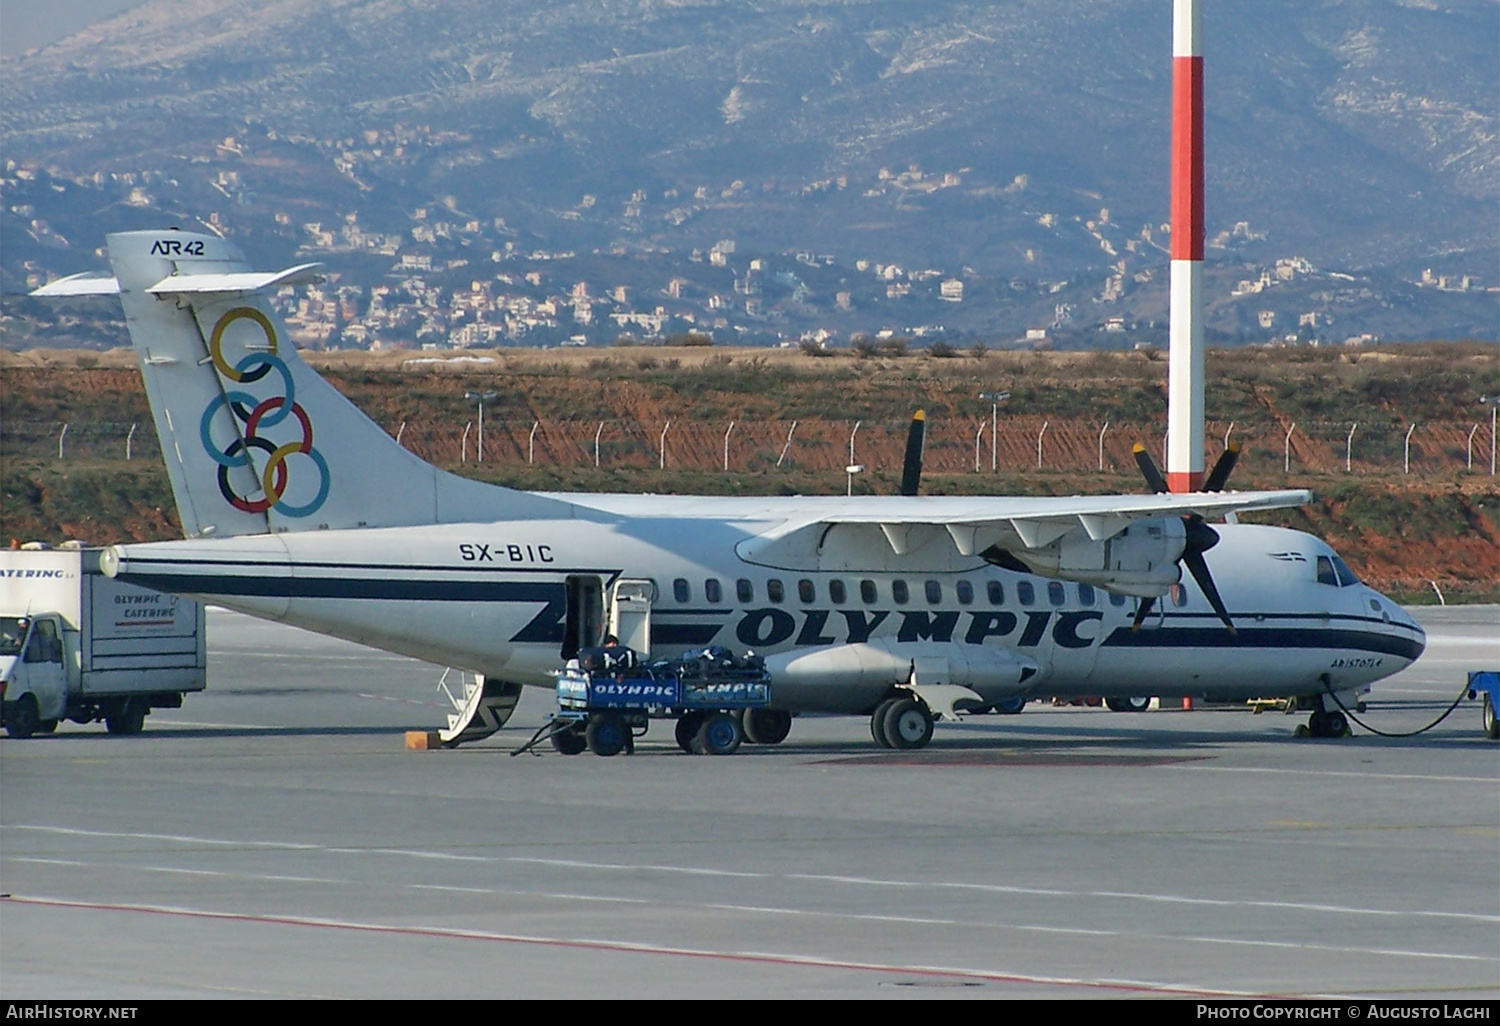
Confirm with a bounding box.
[1316,556,1339,587]
[1331,555,1360,587]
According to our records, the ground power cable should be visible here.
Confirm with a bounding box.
[1328,682,1474,739]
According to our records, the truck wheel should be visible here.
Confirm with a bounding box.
[586,713,627,757]
[1484,695,1498,741]
[105,699,146,736]
[696,712,742,755]
[5,695,40,739]
[743,709,791,745]
[675,712,705,753]
[550,723,587,755]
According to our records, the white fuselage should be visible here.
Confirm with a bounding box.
[104,499,1425,713]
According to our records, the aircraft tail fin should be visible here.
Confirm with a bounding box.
[38,229,571,538]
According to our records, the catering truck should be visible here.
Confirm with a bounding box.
[1,546,206,738]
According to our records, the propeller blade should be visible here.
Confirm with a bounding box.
[1131,595,1157,631]
[900,409,926,497]
[1202,442,1242,492]
[1184,548,1235,632]
[1133,443,1168,494]
[1181,514,1234,631]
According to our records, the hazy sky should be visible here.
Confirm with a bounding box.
[0,0,146,56]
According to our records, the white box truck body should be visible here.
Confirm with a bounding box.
[1,548,205,737]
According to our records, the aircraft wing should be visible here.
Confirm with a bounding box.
[800,489,1311,553]
[736,488,1311,595]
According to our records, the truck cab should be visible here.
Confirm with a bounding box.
[1,614,68,737]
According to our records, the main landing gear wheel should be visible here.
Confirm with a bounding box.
[743,708,792,745]
[586,713,628,756]
[676,712,705,753]
[695,712,743,755]
[1105,696,1151,712]
[550,722,587,755]
[870,697,902,748]
[880,698,934,751]
[993,697,1028,715]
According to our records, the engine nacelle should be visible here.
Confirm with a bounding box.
[1014,516,1185,597]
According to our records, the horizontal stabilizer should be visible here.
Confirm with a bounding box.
[146,263,326,296]
[30,273,121,296]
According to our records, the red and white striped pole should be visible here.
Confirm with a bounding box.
[1167,0,1204,493]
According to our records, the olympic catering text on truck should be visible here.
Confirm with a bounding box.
[1,545,206,738]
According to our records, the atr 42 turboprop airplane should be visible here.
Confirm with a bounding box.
[32,230,1425,747]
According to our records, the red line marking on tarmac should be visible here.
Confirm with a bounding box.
[1,894,1265,997]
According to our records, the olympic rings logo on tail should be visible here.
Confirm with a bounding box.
[199,306,330,517]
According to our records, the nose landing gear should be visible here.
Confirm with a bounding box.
[1296,708,1351,739]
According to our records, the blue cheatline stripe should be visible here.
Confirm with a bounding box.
[1101,626,1424,660]
[654,624,723,646]
[118,572,562,603]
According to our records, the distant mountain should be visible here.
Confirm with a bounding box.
[2,0,1496,344]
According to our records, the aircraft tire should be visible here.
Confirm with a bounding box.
[676,712,705,753]
[550,723,587,755]
[586,713,627,757]
[744,709,791,745]
[870,698,901,748]
[37,719,58,734]
[881,698,934,751]
[696,712,743,756]
[993,697,1027,715]
[1484,695,1498,741]
[1325,710,1349,737]
[4,695,39,739]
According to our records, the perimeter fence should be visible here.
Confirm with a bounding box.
[5,416,1496,478]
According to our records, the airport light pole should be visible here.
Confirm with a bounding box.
[979,390,1010,472]
[1482,396,1499,476]
[464,390,498,463]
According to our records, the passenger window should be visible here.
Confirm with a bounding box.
[860,579,878,604]
[767,579,785,603]
[1109,591,1128,607]
[1316,556,1338,587]
[1017,581,1034,606]
[1047,581,1066,606]
[705,579,723,604]
[956,580,974,605]
[798,579,816,604]
[829,579,846,604]
[1078,583,1096,606]
[987,580,1004,605]
[736,579,754,603]
[925,580,942,604]
[892,580,909,605]
[673,578,690,603]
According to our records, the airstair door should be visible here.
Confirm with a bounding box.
[562,575,604,660]
[609,579,655,657]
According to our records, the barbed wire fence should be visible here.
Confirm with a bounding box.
[4,416,1497,478]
